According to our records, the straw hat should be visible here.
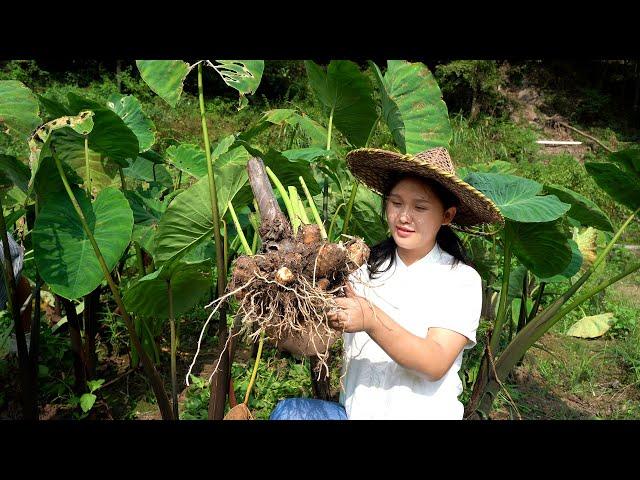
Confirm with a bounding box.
[346,147,504,226]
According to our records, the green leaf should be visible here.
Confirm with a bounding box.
[123,259,212,318]
[124,187,167,254]
[349,187,387,245]
[87,378,104,392]
[506,220,573,278]
[566,312,614,339]
[33,187,134,299]
[136,60,190,108]
[508,265,528,299]
[123,155,172,187]
[536,239,583,282]
[33,155,84,204]
[370,60,452,153]
[544,184,613,232]
[281,147,329,163]
[305,60,378,147]
[465,173,571,222]
[37,94,71,119]
[154,146,250,266]
[262,149,321,197]
[0,155,30,192]
[166,136,236,180]
[0,80,41,139]
[608,148,640,178]
[211,60,264,109]
[79,393,97,413]
[50,129,119,194]
[26,111,95,191]
[66,93,139,165]
[585,161,640,211]
[239,109,328,148]
[107,94,156,152]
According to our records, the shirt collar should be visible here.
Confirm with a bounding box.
[395,243,444,270]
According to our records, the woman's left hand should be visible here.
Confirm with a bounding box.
[327,282,372,333]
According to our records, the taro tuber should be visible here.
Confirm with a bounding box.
[226,158,370,372]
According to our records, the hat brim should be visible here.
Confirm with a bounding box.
[346,148,504,226]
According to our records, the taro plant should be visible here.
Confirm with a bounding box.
[461,152,640,418]
[1,79,178,418]
[135,59,265,419]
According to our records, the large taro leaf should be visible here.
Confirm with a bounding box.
[507,265,528,299]
[262,149,321,197]
[544,184,613,232]
[347,187,387,245]
[66,93,139,165]
[465,172,571,223]
[211,60,264,110]
[27,111,95,191]
[154,146,250,267]
[0,80,41,139]
[536,239,583,283]
[584,161,640,211]
[239,109,328,148]
[608,148,640,177]
[282,147,330,163]
[166,144,208,179]
[166,136,236,180]
[33,187,134,299]
[123,258,212,318]
[566,312,614,339]
[369,60,452,154]
[33,155,84,204]
[37,95,71,119]
[305,60,378,148]
[124,186,167,254]
[506,220,573,279]
[0,155,30,192]
[136,60,190,108]
[123,155,173,187]
[50,129,119,194]
[107,94,156,152]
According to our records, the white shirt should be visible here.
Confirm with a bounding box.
[339,243,482,420]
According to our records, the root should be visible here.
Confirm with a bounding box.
[185,278,255,386]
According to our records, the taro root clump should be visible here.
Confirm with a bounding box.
[227,158,369,372]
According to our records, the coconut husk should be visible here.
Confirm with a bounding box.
[223,403,254,420]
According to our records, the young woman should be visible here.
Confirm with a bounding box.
[269,147,503,420]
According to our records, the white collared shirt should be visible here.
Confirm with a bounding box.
[339,243,482,420]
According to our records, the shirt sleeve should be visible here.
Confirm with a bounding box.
[427,265,482,350]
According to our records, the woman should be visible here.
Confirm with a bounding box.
[270,147,503,420]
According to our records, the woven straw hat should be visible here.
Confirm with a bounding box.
[346,147,504,226]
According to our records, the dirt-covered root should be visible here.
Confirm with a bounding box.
[225,224,370,374]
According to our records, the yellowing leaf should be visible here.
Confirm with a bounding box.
[575,227,598,267]
[566,312,614,339]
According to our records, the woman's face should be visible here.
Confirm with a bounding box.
[385,177,457,255]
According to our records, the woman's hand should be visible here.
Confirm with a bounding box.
[327,282,373,333]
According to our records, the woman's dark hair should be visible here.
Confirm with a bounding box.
[368,173,470,279]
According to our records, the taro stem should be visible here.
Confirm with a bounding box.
[168,279,178,419]
[243,330,265,405]
[198,63,231,420]
[489,235,512,355]
[0,197,34,418]
[51,150,173,420]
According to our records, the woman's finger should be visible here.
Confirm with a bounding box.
[343,282,356,298]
